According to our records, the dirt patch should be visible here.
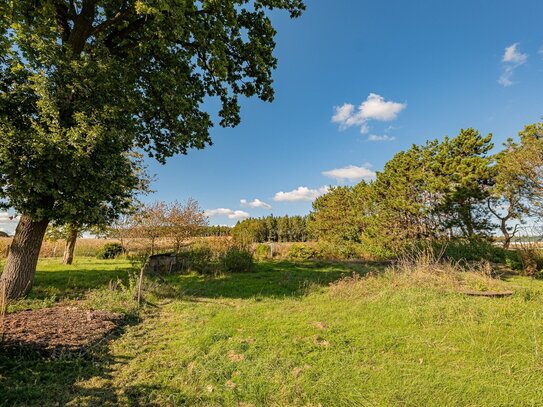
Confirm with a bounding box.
[0,306,123,354]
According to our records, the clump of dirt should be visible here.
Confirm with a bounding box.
[0,306,123,354]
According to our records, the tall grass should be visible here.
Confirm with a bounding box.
[329,249,507,299]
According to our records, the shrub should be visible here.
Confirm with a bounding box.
[220,247,254,273]
[431,239,513,264]
[177,245,214,274]
[254,243,271,261]
[288,243,318,260]
[96,243,125,259]
[516,248,543,276]
[315,241,368,260]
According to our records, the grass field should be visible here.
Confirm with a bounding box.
[2,258,543,406]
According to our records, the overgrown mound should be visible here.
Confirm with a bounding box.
[329,251,510,299]
[1,307,122,355]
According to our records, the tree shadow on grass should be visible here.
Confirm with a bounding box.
[29,265,133,302]
[165,260,385,300]
[0,323,135,407]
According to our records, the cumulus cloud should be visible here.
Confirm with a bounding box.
[273,186,329,202]
[204,208,250,220]
[499,43,528,87]
[332,93,406,134]
[322,165,376,182]
[240,198,272,210]
[368,134,395,142]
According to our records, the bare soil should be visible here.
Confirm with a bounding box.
[0,306,122,354]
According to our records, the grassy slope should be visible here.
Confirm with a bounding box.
[2,259,543,406]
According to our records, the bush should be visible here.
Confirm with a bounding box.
[315,241,369,260]
[516,248,543,276]
[431,239,515,264]
[96,243,125,259]
[254,243,271,261]
[220,247,254,273]
[288,243,318,260]
[177,245,214,274]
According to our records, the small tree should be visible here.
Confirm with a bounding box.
[107,214,137,251]
[133,202,168,255]
[489,123,543,248]
[166,199,208,252]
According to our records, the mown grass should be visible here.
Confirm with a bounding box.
[2,258,543,406]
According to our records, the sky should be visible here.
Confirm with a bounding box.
[2,0,543,232]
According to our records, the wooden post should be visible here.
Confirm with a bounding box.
[137,260,148,307]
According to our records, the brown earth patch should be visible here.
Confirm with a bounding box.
[0,306,123,354]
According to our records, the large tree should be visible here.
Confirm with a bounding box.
[0,0,305,299]
[308,183,369,246]
[434,129,494,239]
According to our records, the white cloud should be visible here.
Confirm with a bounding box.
[273,186,329,202]
[322,165,376,182]
[368,134,395,142]
[240,198,272,210]
[499,43,528,87]
[331,104,355,128]
[204,208,250,220]
[0,212,19,235]
[503,43,528,64]
[332,93,406,134]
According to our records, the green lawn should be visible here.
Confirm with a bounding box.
[2,258,543,406]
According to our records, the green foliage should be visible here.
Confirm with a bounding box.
[219,247,254,273]
[232,215,309,244]
[96,243,125,259]
[199,225,232,237]
[311,128,497,257]
[316,241,369,260]
[287,243,318,260]
[428,239,522,269]
[488,123,543,247]
[308,183,369,246]
[176,245,214,274]
[254,243,271,261]
[0,0,304,226]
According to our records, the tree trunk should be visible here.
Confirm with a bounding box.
[63,227,78,265]
[0,215,49,299]
[500,218,511,250]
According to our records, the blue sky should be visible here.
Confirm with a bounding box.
[2,0,543,232]
[150,0,543,226]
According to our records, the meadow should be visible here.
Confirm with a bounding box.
[2,257,543,406]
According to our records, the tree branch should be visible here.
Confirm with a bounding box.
[90,1,131,37]
[486,198,502,220]
[53,1,72,42]
[67,0,98,54]
[104,15,151,51]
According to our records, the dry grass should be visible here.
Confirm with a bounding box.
[0,236,235,259]
[329,249,507,299]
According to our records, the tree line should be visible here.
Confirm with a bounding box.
[308,124,543,257]
[232,215,309,244]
